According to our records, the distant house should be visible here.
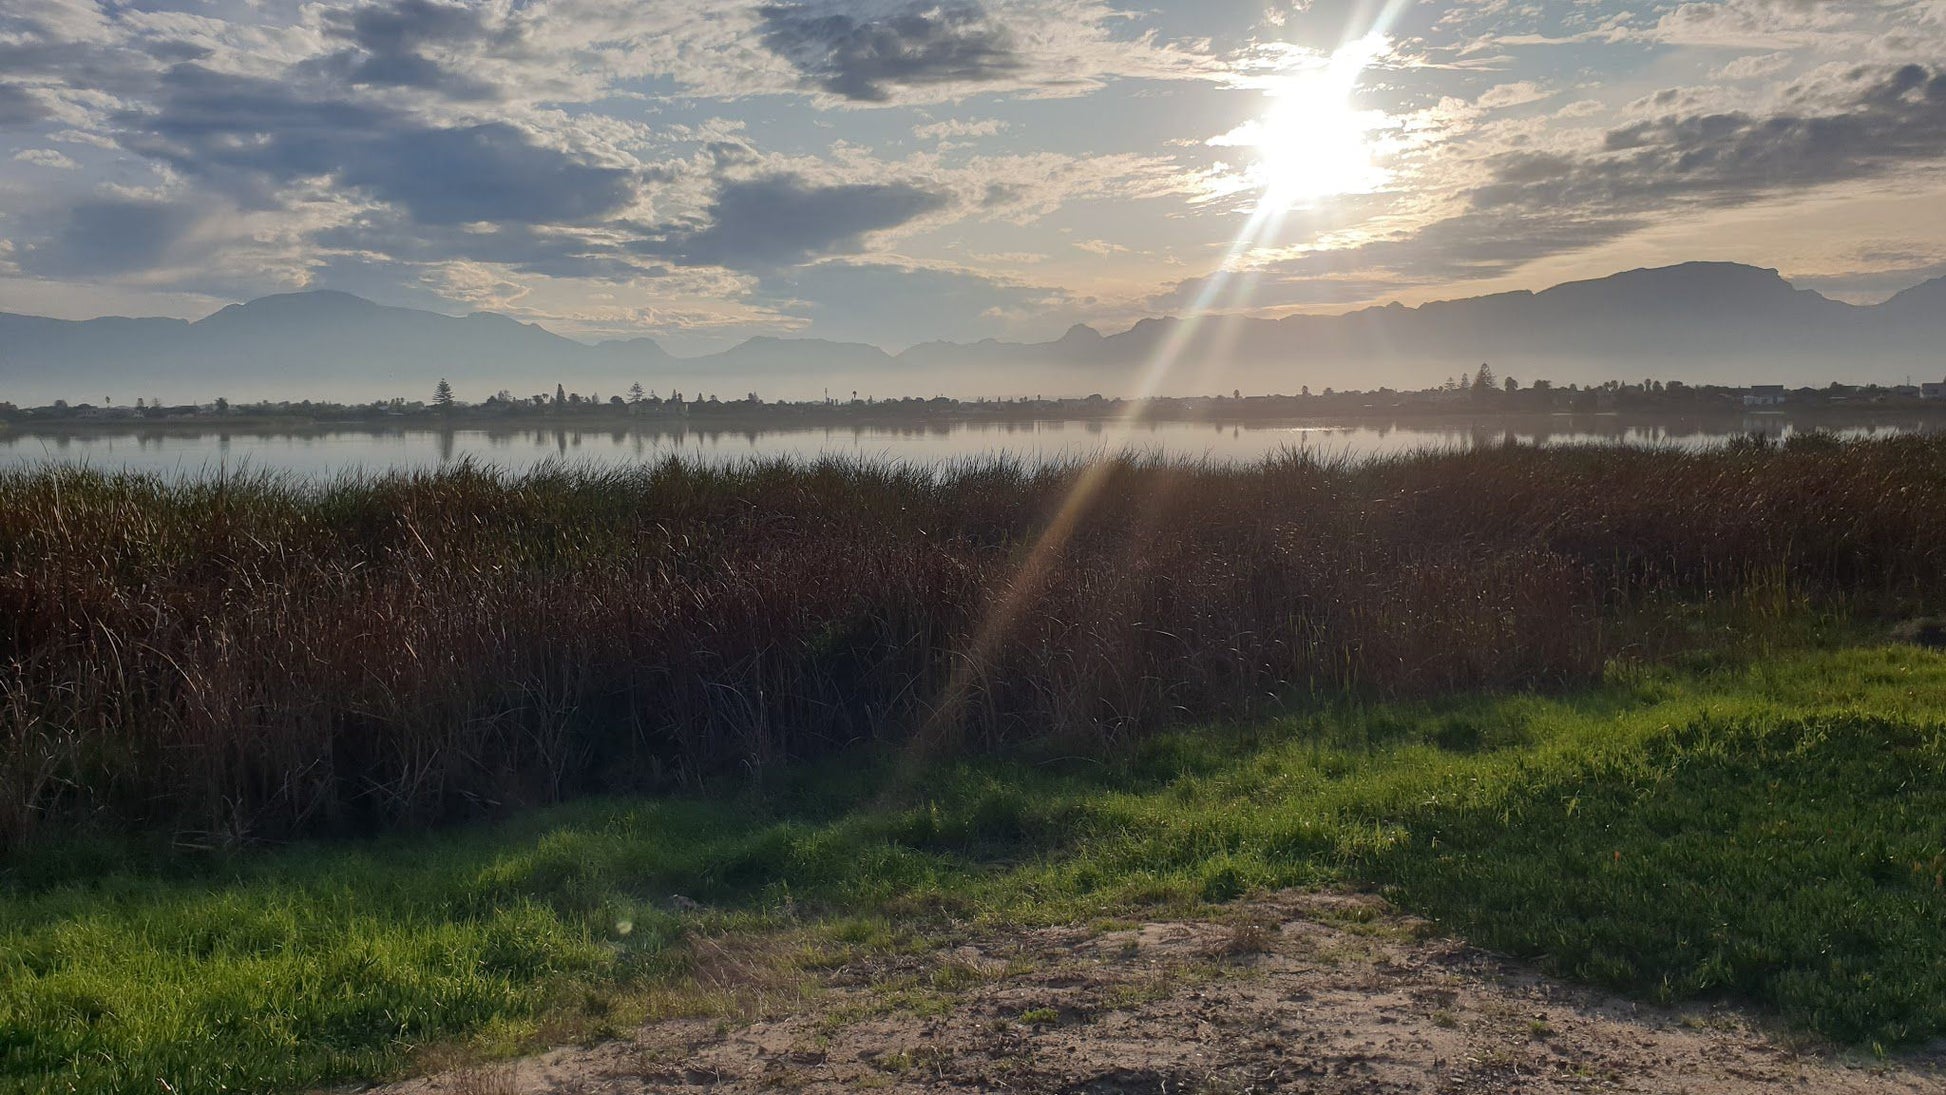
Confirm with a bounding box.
[1742,385,1788,407]
[1923,382,1946,401]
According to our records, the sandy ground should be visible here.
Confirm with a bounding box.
[380,891,1946,1095]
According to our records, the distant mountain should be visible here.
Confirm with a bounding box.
[1878,275,1946,320]
[5,262,1945,403]
[0,290,663,402]
[903,262,1946,391]
[697,336,893,373]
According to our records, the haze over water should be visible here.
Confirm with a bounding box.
[2,417,1932,478]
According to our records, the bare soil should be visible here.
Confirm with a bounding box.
[381,891,1946,1095]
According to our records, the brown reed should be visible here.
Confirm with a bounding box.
[2,434,1938,847]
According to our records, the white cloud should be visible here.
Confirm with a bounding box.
[12,148,78,168]
[912,117,1008,140]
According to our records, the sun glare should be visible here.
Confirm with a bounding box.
[1213,33,1392,208]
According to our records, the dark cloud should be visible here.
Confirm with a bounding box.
[979,181,1027,207]
[120,64,635,224]
[0,4,150,92]
[18,199,203,277]
[0,83,46,127]
[1468,64,1946,226]
[343,124,635,224]
[757,0,1021,102]
[638,174,949,270]
[315,0,516,100]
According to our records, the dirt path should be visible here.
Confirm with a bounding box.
[387,891,1946,1094]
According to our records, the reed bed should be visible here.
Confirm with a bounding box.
[3,435,1942,847]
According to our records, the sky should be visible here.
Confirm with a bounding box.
[1,0,1943,353]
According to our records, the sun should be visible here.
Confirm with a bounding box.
[1212,34,1393,208]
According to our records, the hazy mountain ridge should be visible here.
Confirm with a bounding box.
[4,262,1944,403]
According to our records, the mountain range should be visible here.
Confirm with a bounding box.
[4,262,1944,404]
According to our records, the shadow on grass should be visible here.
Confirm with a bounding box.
[3,644,1945,1093]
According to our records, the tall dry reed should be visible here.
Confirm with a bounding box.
[3,435,1941,846]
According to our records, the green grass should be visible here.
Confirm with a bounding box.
[5,643,1946,1091]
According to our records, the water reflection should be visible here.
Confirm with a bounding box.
[0,414,1935,477]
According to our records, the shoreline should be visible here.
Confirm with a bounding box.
[3,405,1943,441]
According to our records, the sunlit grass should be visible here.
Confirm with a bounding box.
[4,643,1945,1092]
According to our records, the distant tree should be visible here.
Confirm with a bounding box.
[213,397,229,413]
[1504,377,1519,393]
[433,378,454,409]
[1475,363,1496,391]
[555,383,566,406]
[628,382,645,404]
[609,395,625,406]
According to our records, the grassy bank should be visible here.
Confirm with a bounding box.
[4,644,1945,1092]
[7,436,1946,846]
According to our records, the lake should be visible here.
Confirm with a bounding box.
[0,415,1931,477]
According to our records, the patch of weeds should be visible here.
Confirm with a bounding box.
[1206,920,1277,960]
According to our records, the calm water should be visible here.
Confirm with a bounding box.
[0,416,1930,477]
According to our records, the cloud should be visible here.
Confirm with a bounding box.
[1271,61,1946,283]
[1581,63,1946,201]
[17,198,205,276]
[0,83,47,127]
[1647,0,1853,49]
[1476,80,1553,110]
[315,0,520,100]
[120,65,637,225]
[1074,239,1130,255]
[341,123,636,225]
[912,117,1008,139]
[636,174,950,270]
[757,0,1023,102]
[313,215,654,280]
[13,148,77,168]
[1714,50,1795,81]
